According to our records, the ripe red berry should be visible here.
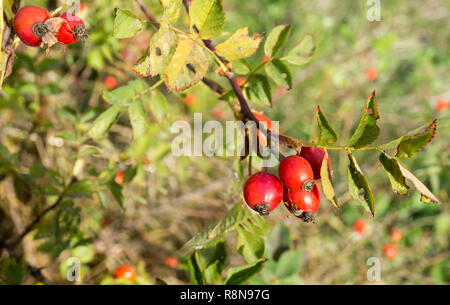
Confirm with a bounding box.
[283,184,320,222]
[104,76,119,90]
[366,68,378,81]
[114,264,136,281]
[164,257,179,269]
[436,99,449,112]
[389,227,402,243]
[236,77,246,87]
[56,13,88,44]
[183,94,196,106]
[299,147,331,180]
[383,243,398,259]
[243,172,283,216]
[13,6,51,47]
[353,219,366,234]
[278,155,314,191]
[115,171,124,185]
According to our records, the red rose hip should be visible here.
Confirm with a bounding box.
[243,172,283,216]
[299,146,331,180]
[114,264,136,281]
[278,155,314,191]
[284,184,320,222]
[13,6,51,47]
[56,13,88,44]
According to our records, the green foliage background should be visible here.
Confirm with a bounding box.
[0,0,449,284]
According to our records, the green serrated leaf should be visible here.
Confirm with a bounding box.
[181,203,246,254]
[314,106,338,145]
[320,151,339,208]
[216,27,262,62]
[236,224,265,263]
[225,259,265,285]
[159,0,182,24]
[378,153,409,195]
[233,59,251,75]
[264,58,292,88]
[395,120,437,158]
[347,152,375,216]
[134,48,151,77]
[264,24,292,58]
[188,253,205,285]
[149,24,178,77]
[113,9,143,39]
[397,162,440,204]
[347,91,380,148]
[246,74,272,106]
[273,249,302,279]
[107,182,125,209]
[165,38,210,91]
[128,100,149,139]
[189,0,225,39]
[87,106,121,139]
[149,91,169,122]
[285,35,315,66]
[196,241,226,283]
[103,80,147,106]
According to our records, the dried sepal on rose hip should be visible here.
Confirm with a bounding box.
[56,13,89,44]
[283,184,320,223]
[13,6,52,47]
[243,172,283,216]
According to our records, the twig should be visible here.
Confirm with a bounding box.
[9,177,76,249]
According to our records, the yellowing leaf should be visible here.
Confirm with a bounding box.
[395,120,437,158]
[398,162,440,204]
[285,35,315,66]
[215,27,262,62]
[320,151,339,208]
[113,9,143,39]
[159,0,182,24]
[264,24,292,57]
[379,153,409,195]
[149,24,178,77]
[164,38,210,91]
[189,0,225,39]
[347,151,375,216]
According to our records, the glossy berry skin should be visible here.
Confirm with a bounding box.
[56,13,87,44]
[243,172,283,216]
[13,6,50,47]
[114,264,136,281]
[383,243,398,259]
[353,219,366,234]
[284,184,320,214]
[278,155,314,191]
[299,147,330,180]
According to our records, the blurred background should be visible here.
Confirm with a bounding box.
[0,0,449,284]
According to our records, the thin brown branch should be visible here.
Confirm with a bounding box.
[10,177,76,249]
[135,0,160,29]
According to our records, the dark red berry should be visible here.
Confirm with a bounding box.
[56,13,88,44]
[299,147,331,180]
[243,172,283,216]
[13,6,51,47]
[278,155,314,191]
[283,184,320,222]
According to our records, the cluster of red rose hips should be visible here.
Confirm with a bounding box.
[243,147,330,223]
[13,6,88,48]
